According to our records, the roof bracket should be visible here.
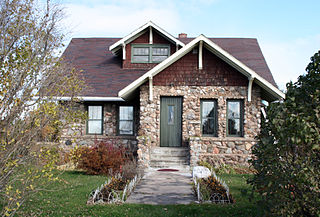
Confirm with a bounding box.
[149,26,153,44]
[199,41,203,70]
[248,76,254,102]
[122,43,126,60]
[149,75,153,101]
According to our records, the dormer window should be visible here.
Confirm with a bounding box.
[131,44,170,63]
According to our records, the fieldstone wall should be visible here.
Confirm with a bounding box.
[60,102,138,154]
[138,84,262,167]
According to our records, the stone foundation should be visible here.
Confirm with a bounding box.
[189,137,254,166]
[138,84,262,167]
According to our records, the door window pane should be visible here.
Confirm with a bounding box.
[227,100,243,136]
[87,105,103,134]
[201,100,217,136]
[168,105,174,125]
[119,106,134,135]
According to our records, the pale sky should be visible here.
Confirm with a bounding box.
[60,0,320,90]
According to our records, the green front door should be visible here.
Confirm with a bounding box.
[160,97,182,147]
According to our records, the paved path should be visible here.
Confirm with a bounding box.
[126,169,195,205]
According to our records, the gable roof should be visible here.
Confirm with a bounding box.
[118,35,285,101]
[109,21,185,54]
[179,37,277,87]
[62,37,282,101]
[62,38,148,98]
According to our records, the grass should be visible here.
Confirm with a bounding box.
[16,171,262,217]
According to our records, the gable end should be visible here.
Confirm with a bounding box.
[153,47,248,86]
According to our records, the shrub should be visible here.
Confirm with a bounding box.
[248,51,320,216]
[199,160,254,175]
[121,160,143,181]
[74,141,132,175]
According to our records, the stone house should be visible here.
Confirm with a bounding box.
[61,21,284,168]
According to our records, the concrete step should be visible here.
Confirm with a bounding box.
[150,147,190,169]
[151,155,189,161]
[150,160,189,168]
[150,159,188,164]
[151,147,189,156]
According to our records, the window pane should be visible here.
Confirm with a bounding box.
[168,105,174,124]
[88,106,102,119]
[119,120,133,134]
[202,101,215,118]
[132,55,149,62]
[228,101,240,118]
[119,106,133,135]
[152,55,168,62]
[228,118,240,135]
[133,47,149,55]
[88,120,102,134]
[152,47,168,55]
[201,100,217,136]
[202,118,215,135]
[120,106,133,120]
[227,100,243,136]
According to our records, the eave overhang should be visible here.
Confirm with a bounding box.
[118,35,285,102]
[51,97,124,102]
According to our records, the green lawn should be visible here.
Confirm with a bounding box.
[16,171,262,217]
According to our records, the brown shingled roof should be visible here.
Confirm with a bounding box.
[62,37,277,97]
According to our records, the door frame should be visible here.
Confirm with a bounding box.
[159,96,183,147]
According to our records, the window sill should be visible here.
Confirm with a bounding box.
[82,135,136,139]
[195,137,255,142]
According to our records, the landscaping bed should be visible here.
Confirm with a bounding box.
[193,168,235,204]
[87,173,141,204]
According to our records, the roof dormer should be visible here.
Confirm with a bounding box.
[109,21,185,69]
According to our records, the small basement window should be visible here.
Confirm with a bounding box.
[132,44,170,63]
[87,105,103,135]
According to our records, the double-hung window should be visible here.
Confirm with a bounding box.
[87,105,103,134]
[132,45,170,63]
[201,100,218,136]
[227,100,244,137]
[119,106,134,135]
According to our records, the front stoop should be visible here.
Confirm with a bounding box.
[149,147,190,169]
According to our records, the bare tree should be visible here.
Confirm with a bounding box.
[0,0,85,215]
